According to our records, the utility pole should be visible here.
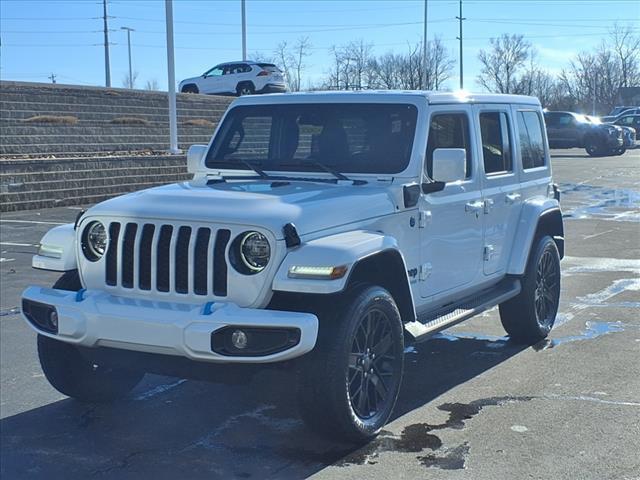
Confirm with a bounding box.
[456,0,465,89]
[121,27,135,88]
[241,0,247,61]
[48,73,57,84]
[165,0,180,154]
[103,0,111,87]
[422,0,428,90]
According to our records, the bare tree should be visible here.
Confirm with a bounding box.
[428,36,455,90]
[251,51,275,64]
[291,37,312,92]
[477,34,531,93]
[122,71,139,89]
[609,23,640,88]
[144,79,160,91]
[273,37,312,92]
[366,38,454,91]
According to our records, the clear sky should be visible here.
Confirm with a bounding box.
[1,0,638,91]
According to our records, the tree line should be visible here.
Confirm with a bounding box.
[255,24,638,115]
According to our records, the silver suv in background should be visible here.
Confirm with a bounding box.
[179,61,288,96]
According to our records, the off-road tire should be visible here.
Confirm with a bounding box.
[181,84,199,94]
[236,82,255,96]
[52,270,82,291]
[499,235,561,344]
[297,285,404,443]
[37,272,144,402]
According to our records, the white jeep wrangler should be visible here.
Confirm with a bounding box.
[22,91,563,442]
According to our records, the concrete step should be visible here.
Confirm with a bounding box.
[1,179,182,204]
[0,100,230,116]
[0,181,181,212]
[2,164,187,186]
[0,124,215,136]
[3,171,189,193]
[0,154,186,173]
[0,139,208,155]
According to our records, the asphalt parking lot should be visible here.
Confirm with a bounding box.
[1,148,639,480]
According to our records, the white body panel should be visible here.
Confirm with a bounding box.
[24,90,560,364]
[32,223,77,272]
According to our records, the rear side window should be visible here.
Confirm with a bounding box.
[517,111,546,170]
[258,63,281,73]
[480,112,512,174]
[426,113,472,179]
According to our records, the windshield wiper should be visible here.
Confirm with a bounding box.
[306,160,351,182]
[238,159,271,179]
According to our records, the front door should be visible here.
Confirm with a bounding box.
[201,65,224,94]
[419,106,484,300]
[473,105,521,276]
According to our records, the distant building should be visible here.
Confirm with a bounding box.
[615,87,640,106]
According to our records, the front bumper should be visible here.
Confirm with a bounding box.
[21,286,318,363]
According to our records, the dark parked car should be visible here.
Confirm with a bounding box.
[611,114,640,135]
[544,111,623,157]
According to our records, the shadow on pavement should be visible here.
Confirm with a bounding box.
[0,335,526,479]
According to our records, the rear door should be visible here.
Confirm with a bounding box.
[473,105,521,276]
[419,106,484,300]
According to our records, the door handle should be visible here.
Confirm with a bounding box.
[505,193,521,204]
[465,201,484,213]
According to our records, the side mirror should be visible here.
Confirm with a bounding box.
[432,148,467,183]
[187,145,208,174]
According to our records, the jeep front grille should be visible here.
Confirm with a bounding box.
[105,222,231,296]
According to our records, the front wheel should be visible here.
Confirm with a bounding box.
[37,271,144,402]
[297,285,404,442]
[38,335,144,402]
[499,236,561,344]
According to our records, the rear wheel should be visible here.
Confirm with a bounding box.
[297,285,404,442]
[499,236,561,344]
[37,271,144,402]
[236,82,255,96]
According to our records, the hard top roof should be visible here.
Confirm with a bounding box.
[232,90,541,106]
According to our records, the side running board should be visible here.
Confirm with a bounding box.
[405,278,521,341]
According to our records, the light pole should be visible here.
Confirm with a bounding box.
[422,0,428,90]
[165,0,180,154]
[241,0,247,61]
[121,26,135,88]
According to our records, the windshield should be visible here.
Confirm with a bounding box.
[206,103,418,174]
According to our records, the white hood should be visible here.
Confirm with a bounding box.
[86,179,397,239]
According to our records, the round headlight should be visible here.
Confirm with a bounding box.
[82,221,107,261]
[238,231,270,273]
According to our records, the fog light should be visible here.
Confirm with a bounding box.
[231,329,248,349]
[49,310,58,329]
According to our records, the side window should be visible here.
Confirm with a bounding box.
[425,113,472,179]
[558,115,572,127]
[204,66,223,77]
[479,111,512,175]
[517,111,546,170]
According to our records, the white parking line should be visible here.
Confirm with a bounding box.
[0,220,65,225]
[0,242,37,247]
